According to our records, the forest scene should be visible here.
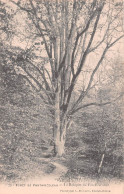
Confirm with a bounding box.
[0,0,124,184]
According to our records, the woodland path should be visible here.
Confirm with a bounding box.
[43,158,68,180]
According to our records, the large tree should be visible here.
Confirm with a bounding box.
[2,0,124,156]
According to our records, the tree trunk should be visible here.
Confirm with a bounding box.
[54,130,65,157]
[53,98,67,157]
[53,116,67,156]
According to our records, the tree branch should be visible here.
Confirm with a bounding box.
[107,35,124,49]
[28,0,51,58]
[66,5,104,110]
[19,74,48,103]
[71,46,108,112]
[26,59,53,94]
[17,62,53,104]
[10,0,33,13]
[70,92,124,115]
[70,33,124,113]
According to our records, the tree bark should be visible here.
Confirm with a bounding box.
[54,130,65,157]
[53,103,67,156]
[53,120,67,157]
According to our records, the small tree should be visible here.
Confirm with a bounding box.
[2,0,124,156]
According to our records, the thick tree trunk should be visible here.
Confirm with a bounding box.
[53,99,67,157]
[53,118,67,156]
[54,131,65,157]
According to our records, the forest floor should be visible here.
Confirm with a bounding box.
[0,95,123,184]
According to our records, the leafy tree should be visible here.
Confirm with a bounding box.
[1,0,124,156]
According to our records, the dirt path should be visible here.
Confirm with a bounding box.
[42,158,68,180]
[50,161,68,178]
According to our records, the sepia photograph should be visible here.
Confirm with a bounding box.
[0,0,124,193]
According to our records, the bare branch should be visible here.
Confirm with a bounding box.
[26,59,53,93]
[16,62,53,104]
[10,0,32,13]
[70,92,124,115]
[107,35,124,48]
[19,74,48,103]
[66,4,105,110]
[70,33,124,113]
[28,0,51,58]
[71,46,108,111]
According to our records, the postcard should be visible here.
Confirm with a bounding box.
[0,0,124,193]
